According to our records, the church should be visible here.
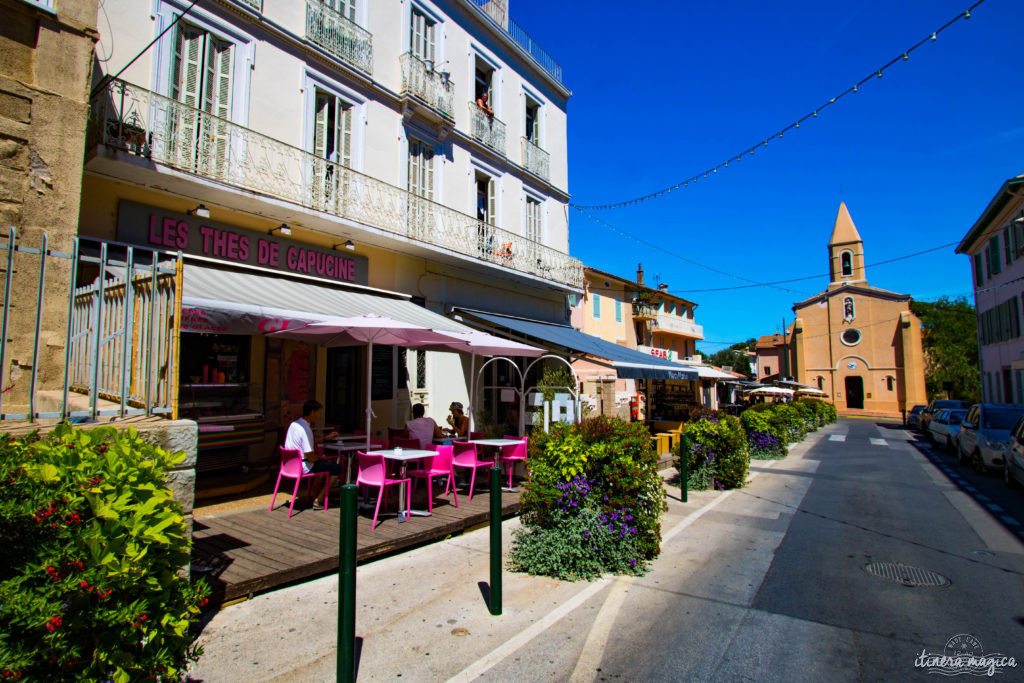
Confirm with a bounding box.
[787,203,928,416]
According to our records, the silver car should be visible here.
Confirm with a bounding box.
[958,404,1024,474]
[1005,415,1024,490]
[928,408,967,452]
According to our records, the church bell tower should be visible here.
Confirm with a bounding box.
[828,202,866,290]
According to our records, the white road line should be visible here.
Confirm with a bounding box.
[568,576,637,683]
[1001,516,1021,526]
[829,434,847,442]
[870,438,888,446]
[987,503,1005,512]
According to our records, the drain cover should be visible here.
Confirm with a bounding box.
[864,562,951,587]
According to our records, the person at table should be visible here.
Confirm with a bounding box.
[405,403,443,449]
[446,401,470,438]
[284,399,340,510]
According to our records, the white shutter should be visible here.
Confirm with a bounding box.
[340,104,352,169]
[407,139,421,196]
[203,38,233,175]
[411,12,424,60]
[425,19,436,64]
[312,91,331,208]
[171,25,205,168]
[487,177,496,226]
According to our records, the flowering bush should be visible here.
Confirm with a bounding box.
[676,414,749,490]
[740,409,788,459]
[0,423,207,681]
[512,417,665,579]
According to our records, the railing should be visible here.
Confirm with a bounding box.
[400,53,455,120]
[521,137,550,180]
[0,228,181,422]
[468,102,506,155]
[469,0,507,28]
[236,0,261,11]
[655,313,704,338]
[305,0,373,75]
[632,301,658,320]
[508,19,563,85]
[88,80,582,289]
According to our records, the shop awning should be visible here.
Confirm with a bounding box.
[181,264,474,335]
[459,310,698,381]
[679,364,737,380]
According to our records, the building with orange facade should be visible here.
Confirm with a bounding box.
[786,203,927,416]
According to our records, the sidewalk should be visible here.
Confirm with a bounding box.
[189,427,834,681]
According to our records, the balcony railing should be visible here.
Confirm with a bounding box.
[305,0,373,75]
[521,137,550,180]
[466,0,563,86]
[655,313,704,339]
[236,0,261,11]
[469,0,507,28]
[632,301,658,321]
[468,103,506,155]
[87,80,582,289]
[400,53,455,121]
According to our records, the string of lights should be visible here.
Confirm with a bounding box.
[570,1,986,212]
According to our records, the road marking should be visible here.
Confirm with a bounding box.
[987,503,1005,512]
[954,479,968,485]
[975,494,991,501]
[568,577,636,683]
[829,434,847,442]
[870,438,888,446]
[1001,516,1021,527]
[965,486,978,492]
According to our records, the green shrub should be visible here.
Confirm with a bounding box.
[0,424,207,681]
[676,415,749,490]
[512,416,665,579]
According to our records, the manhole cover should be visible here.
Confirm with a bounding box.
[864,562,950,587]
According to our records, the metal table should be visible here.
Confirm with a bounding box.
[466,438,526,492]
[368,448,435,522]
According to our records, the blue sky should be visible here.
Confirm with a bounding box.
[511,0,1024,351]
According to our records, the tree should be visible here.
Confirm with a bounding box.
[909,296,980,402]
[702,339,756,378]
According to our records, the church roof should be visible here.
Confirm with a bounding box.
[792,283,910,310]
[828,202,862,246]
[756,334,785,349]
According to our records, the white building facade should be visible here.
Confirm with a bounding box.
[956,174,1024,404]
[83,0,578,476]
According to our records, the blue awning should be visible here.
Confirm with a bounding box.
[459,310,698,381]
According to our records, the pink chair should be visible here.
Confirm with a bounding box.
[269,447,331,519]
[500,436,528,489]
[392,437,421,450]
[452,441,494,502]
[407,445,458,512]
[355,451,411,530]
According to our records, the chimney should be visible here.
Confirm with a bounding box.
[636,263,644,286]
[658,283,668,291]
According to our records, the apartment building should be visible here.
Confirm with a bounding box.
[956,174,1024,404]
[81,0,579,481]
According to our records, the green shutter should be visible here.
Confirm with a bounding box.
[592,293,600,319]
[615,298,622,323]
[974,253,984,286]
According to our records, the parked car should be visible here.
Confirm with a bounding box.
[927,408,967,452]
[907,404,927,430]
[1004,416,1024,490]
[958,404,1024,473]
[920,399,972,433]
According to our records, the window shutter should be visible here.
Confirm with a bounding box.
[423,145,434,201]
[615,299,622,323]
[340,104,352,168]
[487,177,496,226]
[974,253,984,286]
[1005,228,1013,266]
[407,140,420,195]
[411,12,425,59]
[592,293,600,319]
[173,26,204,108]
[313,92,329,159]
[425,19,436,64]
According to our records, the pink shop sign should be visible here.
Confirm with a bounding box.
[116,199,369,285]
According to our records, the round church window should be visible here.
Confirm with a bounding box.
[841,329,862,346]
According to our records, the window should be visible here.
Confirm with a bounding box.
[840,251,853,277]
[1013,216,1024,260]
[840,328,861,346]
[525,95,541,144]
[169,23,234,171]
[885,376,894,391]
[989,237,1002,276]
[664,301,674,315]
[1017,370,1023,403]
[475,172,496,225]
[615,299,622,323]
[974,253,984,286]
[1005,228,1013,266]
[525,196,542,242]
[410,7,436,64]
[842,296,855,321]
[764,366,772,377]
[323,0,356,22]
[310,88,353,207]
[474,57,494,105]
[592,293,601,319]
[567,294,578,307]
[671,339,677,352]
[407,137,434,199]
[816,376,824,390]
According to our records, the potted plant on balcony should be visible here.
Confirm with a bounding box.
[631,290,657,320]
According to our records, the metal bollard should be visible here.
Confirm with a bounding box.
[337,484,358,683]
[489,466,503,615]
[680,452,688,503]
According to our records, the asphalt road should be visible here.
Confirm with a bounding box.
[483,418,1024,682]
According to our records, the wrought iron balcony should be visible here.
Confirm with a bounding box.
[466,0,563,86]
[470,0,507,28]
[305,0,373,75]
[521,137,550,180]
[400,53,455,121]
[236,0,261,10]
[87,80,582,289]
[632,300,658,321]
[468,102,506,155]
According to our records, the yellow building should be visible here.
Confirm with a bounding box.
[787,203,927,416]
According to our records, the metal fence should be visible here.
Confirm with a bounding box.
[0,228,182,422]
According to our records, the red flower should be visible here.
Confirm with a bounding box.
[45,616,62,632]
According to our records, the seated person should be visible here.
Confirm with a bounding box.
[475,91,494,117]
[446,401,470,438]
[284,399,340,510]
[405,403,443,449]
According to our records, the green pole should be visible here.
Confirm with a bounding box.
[489,466,503,615]
[680,444,688,503]
[338,484,357,682]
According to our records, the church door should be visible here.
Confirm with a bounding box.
[845,376,864,410]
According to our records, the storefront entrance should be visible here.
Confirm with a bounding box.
[325,347,364,432]
[845,376,864,410]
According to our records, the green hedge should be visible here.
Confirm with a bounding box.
[0,424,207,681]
[675,414,749,490]
[739,399,838,460]
[510,417,666,580]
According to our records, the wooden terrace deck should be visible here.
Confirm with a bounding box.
[191,487,521,603]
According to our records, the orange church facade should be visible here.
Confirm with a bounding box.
[786,204,928,416]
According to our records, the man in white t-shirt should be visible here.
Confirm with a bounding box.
[284,399,341,510]
[405,403,442,449]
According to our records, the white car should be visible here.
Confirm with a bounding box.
[928,408,967,452]
[958,404,1024,474]
[1005,416,1024,490]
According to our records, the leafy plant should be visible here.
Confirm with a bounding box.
[676,414,749,490]
[0,424,207,681]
